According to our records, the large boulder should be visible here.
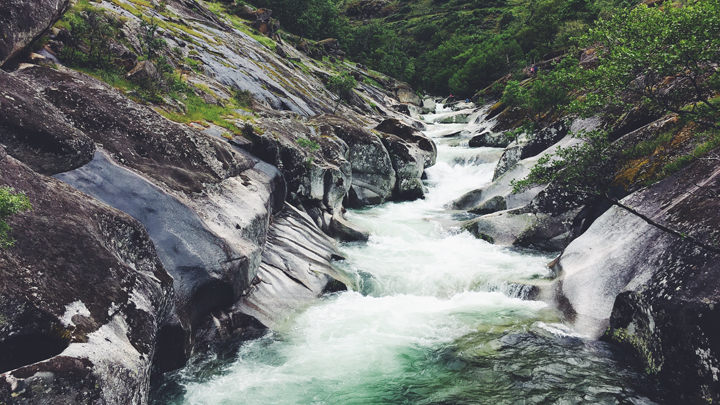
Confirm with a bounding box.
[0,0,70,66]
[3,66,286,371]
[555,153,720,402]
[374,118,437,168]
[468,131,511,148]
[379,133,426,200]
[313,115,396,207]
[0,149,174,403]
[493,121,568,181]
[246,114,352,215]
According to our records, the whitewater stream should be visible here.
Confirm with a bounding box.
[152,108,663,404]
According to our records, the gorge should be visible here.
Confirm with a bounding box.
[1,0,720,404]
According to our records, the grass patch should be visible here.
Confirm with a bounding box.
[662,130,720,176]
[623,131,676,159]
[159,92,246,135]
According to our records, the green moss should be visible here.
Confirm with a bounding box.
[623,131,676,159]
[662,130,720,176]
[609,327,660,374]
[158,92,246,135]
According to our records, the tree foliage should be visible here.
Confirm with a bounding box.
[326,72,357,113]
[510,0,720,194]
[568,0,720,127]
[252,0,345,39]
[60,8,123,69]
[0,187,32,249]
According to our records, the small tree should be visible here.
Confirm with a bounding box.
[326,72,357,113]
[0,187,32,249]
[138,17,167,61]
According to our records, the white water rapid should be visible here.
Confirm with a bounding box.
[153,106,663,405]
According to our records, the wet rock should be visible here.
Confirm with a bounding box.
[421,97,436,114]
[198,204,349,334]
[450,189,484,210]
[374,118,437,168]
[468,131,511,148]
[0,70,95,175]
[0,0,70,66]
[469,195,506,215]
[380,133,425,200]
[330,211,370,242]
[552,148,720,400]
[0,152,174,403]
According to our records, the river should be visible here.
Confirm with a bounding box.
[152,108,663,404]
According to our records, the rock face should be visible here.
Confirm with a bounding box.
[468,131,511,148]
[0,70,95,175]
[313,115,397,207]
[554,155,720,402]
[198,203,349,337]
[0,149,174,403]
[0,0,70,66]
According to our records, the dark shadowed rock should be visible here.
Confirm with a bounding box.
[468,132,511,148]
[0,70,95,175]
[0,151,174,403]
[374,118,437,168]
[0,0,70,66]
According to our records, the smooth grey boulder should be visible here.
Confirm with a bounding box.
[422,97,436,113]
[468,195,506,215]
[0,0,70,66]
[55,149,278,340]
[450,189,484,210]
[312,115,396,207]
[330,211,370,242]
[555,154,720,402]
[0,151,174,404]
[380,133,426,201]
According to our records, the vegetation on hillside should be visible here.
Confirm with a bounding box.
[506,0,720,196]
[249,0,638,96]
[0,187,32,248]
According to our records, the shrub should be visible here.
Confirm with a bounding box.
[0,187,32,249]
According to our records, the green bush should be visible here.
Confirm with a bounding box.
[0,187,32,249]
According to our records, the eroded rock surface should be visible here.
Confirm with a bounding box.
[0,150,174,403]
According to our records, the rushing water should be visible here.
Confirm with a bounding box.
[152,109,663,405]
